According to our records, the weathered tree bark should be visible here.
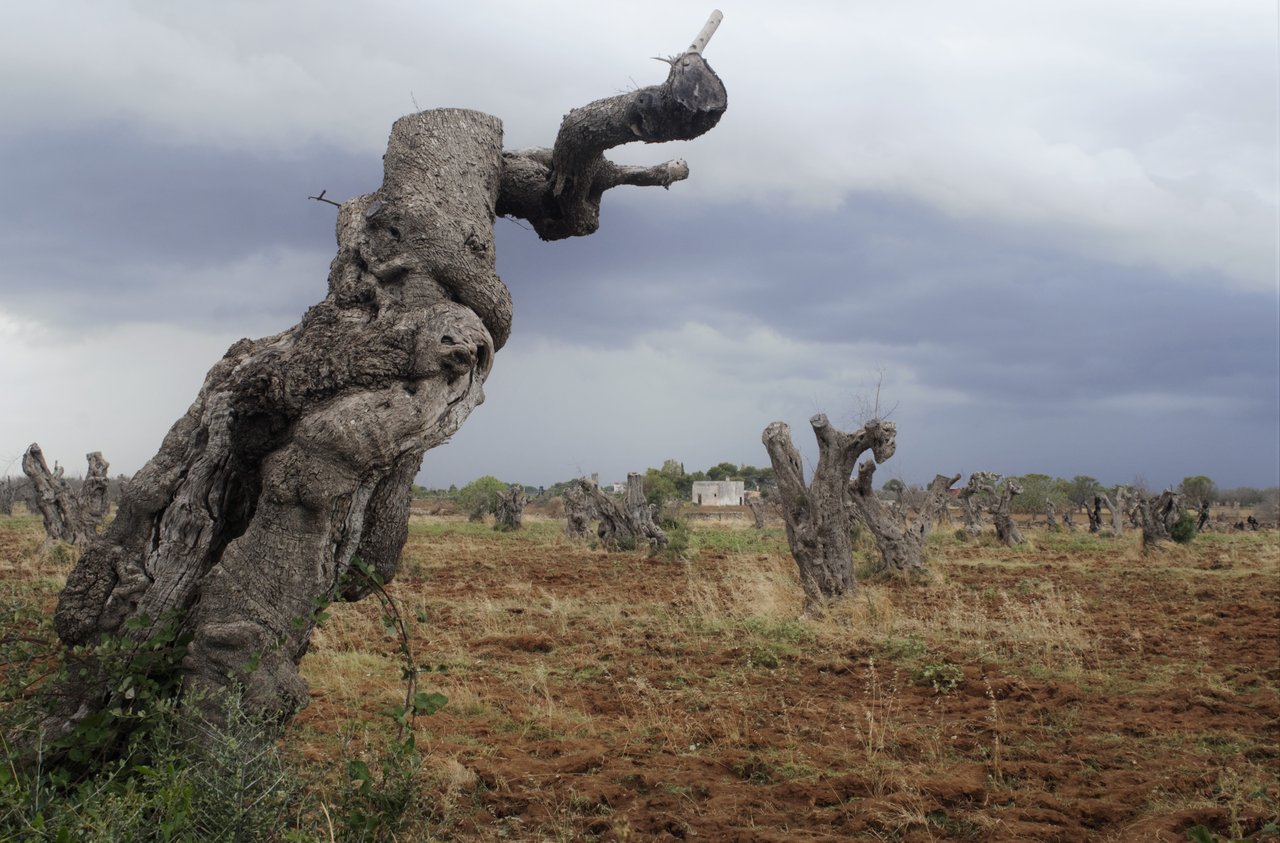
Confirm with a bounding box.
[1134,490,1184,550]
[582,474,668,551]
[958,472,998,536]
[497,18,726,241]
[1196,500,1211,532]
[762,415,896,612]
[563,480,595,540]
[625,472,668,551]
[1062,509,1075,531]
[1087,496,1103,533]
[848,461,957,577]
[1096,489,1127,536]
[0,479,11,517]
[747,496,767,529]
[21,444,111,546]
[0,477,30,516]
[988,479,1026,546]
[44,16,728,742]
[493,483,527,531]
[1045,501,1059,532]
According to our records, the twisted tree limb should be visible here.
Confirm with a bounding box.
[496,11,727,240]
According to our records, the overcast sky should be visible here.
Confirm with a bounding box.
[1,1,1276,492]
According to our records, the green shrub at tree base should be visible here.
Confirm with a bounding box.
[1171,512,1197,544]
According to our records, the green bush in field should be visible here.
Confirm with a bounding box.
[1171,512,1198,545]
[456,475,508,519]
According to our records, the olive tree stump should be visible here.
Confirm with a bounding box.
[989,478,1026,546]
[958,472,998,536]
[494,484,527,531]
[564,480,596,540]
[762,415,896,612]
[1045,501,1059,532]
[584,473,668,551]
[1100,487,1132,536]
[0,478,22,516]
[21,444,110,547]
[44,14,727,741]
[848,462,958,577]
[1135,490,1184,550]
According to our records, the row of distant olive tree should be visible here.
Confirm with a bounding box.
[882,472,1237,516]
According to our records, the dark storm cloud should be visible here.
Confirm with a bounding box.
[0,125,378,328]
[500,191,1279,429]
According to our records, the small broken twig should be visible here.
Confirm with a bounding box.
[688,9,723,54]
[307,189,341,208]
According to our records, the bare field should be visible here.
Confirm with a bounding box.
[2,515,1277,841]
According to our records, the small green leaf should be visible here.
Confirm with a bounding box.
[1186,826,1215,843]
[347,759,373,795]
[412,691,448,716]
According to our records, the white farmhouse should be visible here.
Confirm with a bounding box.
[691,480,745,506]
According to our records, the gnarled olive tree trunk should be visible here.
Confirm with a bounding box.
[21,444,110,546]
[0,477,20,516]
[624,472,668,550]
[747,496,767,529]
[762,415,896,612]
[1103,487,1133,536]
[584,473,668,551]
[1087,496,1104,533]
[46,15,727,739]
[958,472,998,536]
[848,462,958,577]
[494,484,527,531]
[564,480,595,540]
[1045,501,1059,532]
[1134,490,1184,550]
[988,479,1026,546]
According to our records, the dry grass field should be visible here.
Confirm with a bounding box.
[1,512,1277,841]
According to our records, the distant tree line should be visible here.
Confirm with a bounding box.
[410,460,778,513]
[878,472,1276,518]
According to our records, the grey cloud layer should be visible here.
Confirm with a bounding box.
[1,1,1273,287]
[0,2,1275,489]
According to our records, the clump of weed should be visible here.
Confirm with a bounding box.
[913,662,964,695]
[656,517,691,560]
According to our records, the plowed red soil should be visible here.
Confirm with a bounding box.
[3,513,1275,841]
[290,520,1279,841]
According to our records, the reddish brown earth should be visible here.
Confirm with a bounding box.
[289,521,1280,842]
[2,513,1275,841]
